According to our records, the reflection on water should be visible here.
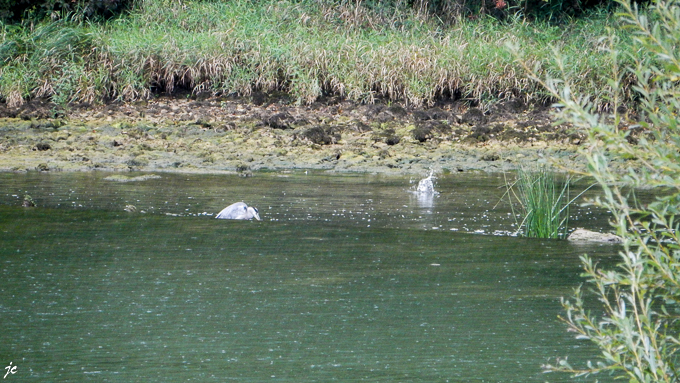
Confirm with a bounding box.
[415,191,434,209]
[0,171,618,382]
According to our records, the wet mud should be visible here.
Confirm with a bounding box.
[0,95,588,176]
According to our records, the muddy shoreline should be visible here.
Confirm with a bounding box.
[0,95,588,176]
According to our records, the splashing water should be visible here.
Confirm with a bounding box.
[416,171,436,195]
[412,171,438,208]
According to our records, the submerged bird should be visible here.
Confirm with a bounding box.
[215,202,261,220]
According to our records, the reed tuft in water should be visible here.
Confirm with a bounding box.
[506,168,574,239]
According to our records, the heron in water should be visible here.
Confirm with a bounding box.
[215,202,261,220]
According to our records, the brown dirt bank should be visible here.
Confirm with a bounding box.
[0,95,588,176]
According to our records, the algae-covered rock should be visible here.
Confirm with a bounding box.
[0,96,591,175]
[568,228,622,243]
[104,174,161,182]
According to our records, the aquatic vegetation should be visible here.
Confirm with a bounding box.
[22,194,35,207]
[504,168,582,239]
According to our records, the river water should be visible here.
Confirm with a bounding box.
[1,171,619,382]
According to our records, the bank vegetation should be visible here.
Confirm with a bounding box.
[0,0,641,110]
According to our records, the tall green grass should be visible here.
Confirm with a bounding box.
[515,169,571,239]
[0,0,639,107]
[504,168,589,239]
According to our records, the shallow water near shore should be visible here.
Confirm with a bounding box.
[1,171,619,382]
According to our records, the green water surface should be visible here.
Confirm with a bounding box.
[0,171,618,382]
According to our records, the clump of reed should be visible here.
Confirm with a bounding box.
[0,0,636,108]
[505,168,584,239]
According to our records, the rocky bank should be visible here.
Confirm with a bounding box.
[0,95,588,176]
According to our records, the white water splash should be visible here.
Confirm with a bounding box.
[416,171,436,195]
[412,170,438,208]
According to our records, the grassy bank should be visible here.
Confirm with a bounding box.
[0,0,638,108]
